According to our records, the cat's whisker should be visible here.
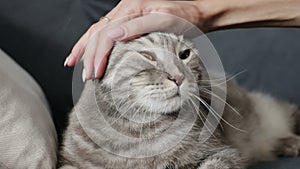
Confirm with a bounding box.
[133,73,167,88]
[190,93,225,131]
[139,105,148,139]
[98,88,137,104]
[199,70,247,83]
[131,104,144,120]
[187,99,216,138]
[147,97,154,140]
[187,98,206,125]
[130,92,153,123]
[131,84,149,87]
[192,94,246,132]
[98,94,133,103]
[197,70,247,88]
[200,88,242,117]
[108,99,141,126]
[191,94,225,131]
[189,98,212,125]
[144,90,163,99]
[100,87,135,96]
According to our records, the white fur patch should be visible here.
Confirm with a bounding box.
[244,92,295,161]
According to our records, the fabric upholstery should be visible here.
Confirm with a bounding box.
[0,49,57,169]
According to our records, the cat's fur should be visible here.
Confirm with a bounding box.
[59,32,300,169]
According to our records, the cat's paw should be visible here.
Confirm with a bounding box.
[275,136,300,157]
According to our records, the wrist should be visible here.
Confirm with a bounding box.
[192,0,230,32]
[198,0,300,31]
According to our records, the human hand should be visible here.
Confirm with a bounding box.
[64,0,300,82]
[63,0,213,81]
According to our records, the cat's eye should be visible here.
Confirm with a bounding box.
[179,49,191,60]
[140,51,156,61]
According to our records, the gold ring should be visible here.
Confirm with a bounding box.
[100,16,111,22]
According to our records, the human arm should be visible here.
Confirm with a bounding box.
[64,0,300,81]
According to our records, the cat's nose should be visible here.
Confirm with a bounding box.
[168,74,184,86]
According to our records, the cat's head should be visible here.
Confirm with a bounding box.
[98,32,205,117]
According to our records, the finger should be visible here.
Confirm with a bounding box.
[93,32,114,78]
[64,0,122,67]
[92,14,169,78]
[92,14,160,79]
[82,34,99,82]
[65,30,90,67]
[93,15,138,78]
[123,35,142,42]
[94,48,111,79]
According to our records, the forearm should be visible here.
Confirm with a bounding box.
[195,0,300,32]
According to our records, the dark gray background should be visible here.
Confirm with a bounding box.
[0,0,299,168]
[208,28,300,106]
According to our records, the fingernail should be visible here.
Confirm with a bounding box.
[94,62,100,78]
[64,56,69,67]
[107,27,124,39]
[82,68,86,82]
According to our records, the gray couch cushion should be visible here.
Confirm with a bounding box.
[250,158,300,169]
[0,50,57,169]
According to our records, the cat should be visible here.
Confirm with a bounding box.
[59,32,300,169]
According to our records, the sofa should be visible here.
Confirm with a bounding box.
[1,0,299,168]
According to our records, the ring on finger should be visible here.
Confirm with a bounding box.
[100,16,111,23]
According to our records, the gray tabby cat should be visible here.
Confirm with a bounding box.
[59,32,300,169]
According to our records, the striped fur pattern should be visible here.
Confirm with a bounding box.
[59,32,300,169]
